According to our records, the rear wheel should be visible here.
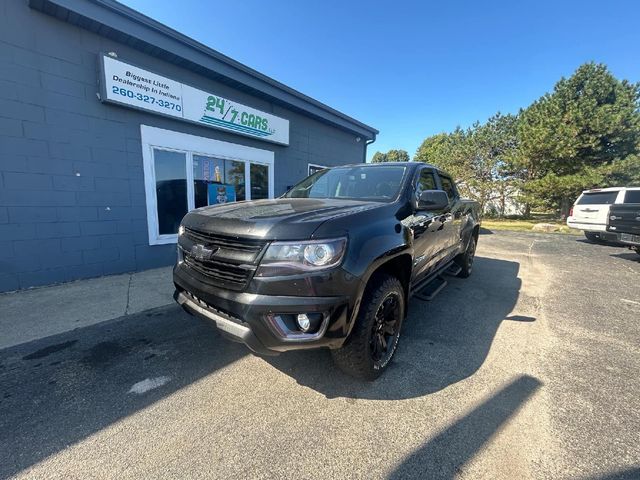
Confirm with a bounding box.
[455,235,476,278]
[584,231,599,242]
[331,274,405,380]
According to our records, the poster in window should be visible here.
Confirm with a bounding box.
[208,184,236,204]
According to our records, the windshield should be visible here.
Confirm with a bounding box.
[284,165,406,202]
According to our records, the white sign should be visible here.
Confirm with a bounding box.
[100,55,290,145]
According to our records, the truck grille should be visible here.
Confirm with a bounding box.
[184,227,266,258]
[180,227,268,291]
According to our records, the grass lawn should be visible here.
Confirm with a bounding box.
[481,218,582,235]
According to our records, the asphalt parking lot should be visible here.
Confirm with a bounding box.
[1,231,639,479]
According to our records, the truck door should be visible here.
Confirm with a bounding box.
[404,168,445,286]
[435,173,463,261]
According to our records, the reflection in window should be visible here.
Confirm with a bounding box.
[250,163,269,200]
[192,156,246,207]
[225,160,246,201]
[193,155,224,208]
[154,149,187,235]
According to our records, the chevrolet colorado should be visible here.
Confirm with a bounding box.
[173,162,480,379]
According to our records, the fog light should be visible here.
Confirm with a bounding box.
[296,313,311,332]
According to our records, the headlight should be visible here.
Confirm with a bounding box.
[178,225,185,236]
[255,238,347,277]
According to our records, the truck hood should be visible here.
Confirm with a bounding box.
[182,198,387,240]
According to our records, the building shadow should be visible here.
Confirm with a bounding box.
[387,375,542,479]
[0,305,248,479]
[265,256,526,400]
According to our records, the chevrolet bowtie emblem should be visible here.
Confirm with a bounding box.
[191,244,217,261]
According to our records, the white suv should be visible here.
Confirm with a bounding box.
[567,187,640,242]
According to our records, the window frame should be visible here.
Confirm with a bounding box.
[141,125,274,245]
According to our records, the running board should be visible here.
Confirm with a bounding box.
[444,264,462,277]
[414,275,448,301]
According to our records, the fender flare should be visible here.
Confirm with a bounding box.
[344,244,413,340]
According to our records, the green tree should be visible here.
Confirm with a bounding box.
[415,114,519,215]
[515,62,640,216]
[371,149,410,163]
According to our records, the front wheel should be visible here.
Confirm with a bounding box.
[455,235,476,278]
[331,274,405,380]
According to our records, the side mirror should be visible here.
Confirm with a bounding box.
[417,190,449,211]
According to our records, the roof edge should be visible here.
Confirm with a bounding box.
[29,0,378,139]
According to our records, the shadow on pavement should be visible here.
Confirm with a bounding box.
[610,251,640,263]
[592,467,640,480]
[387,374,542,479]
[266,256,527,400]
[575,238,626,248]
[0,306,248,479]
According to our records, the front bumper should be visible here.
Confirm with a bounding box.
[173,263,360,355]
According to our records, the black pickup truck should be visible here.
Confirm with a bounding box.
[607,203,640,256]
[173,162,480,379]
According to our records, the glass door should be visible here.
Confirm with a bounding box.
[250,163,269,200]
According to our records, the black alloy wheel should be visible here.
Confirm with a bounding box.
[331,274,405,380]
[370,292,401,367]
[455,235,476,278]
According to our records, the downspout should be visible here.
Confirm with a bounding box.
[363,134,377,163]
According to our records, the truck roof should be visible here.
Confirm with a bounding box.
[342,161,439,169]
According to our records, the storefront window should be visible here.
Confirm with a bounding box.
[154,149,187,235]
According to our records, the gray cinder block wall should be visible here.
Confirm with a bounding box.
[0,0,369,292]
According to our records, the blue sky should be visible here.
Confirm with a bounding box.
[121,0,640,161]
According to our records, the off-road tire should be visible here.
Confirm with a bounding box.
[454,235,476,278]
[331,274,405,380]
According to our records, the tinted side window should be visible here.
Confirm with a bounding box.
[624,190,640,203]
[415,169,437,203]
[576,192,618,205]
[439,175,457,200]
